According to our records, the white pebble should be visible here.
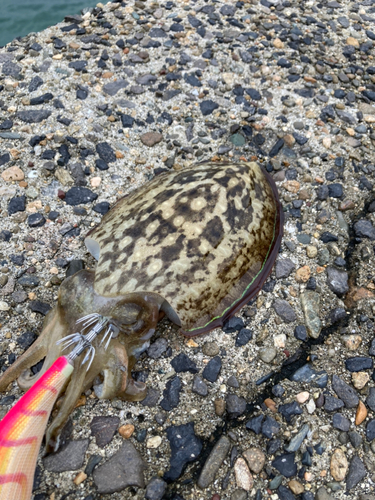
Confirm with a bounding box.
[0,301,10,311]
[147,436,162,449]
[306,399,316,414]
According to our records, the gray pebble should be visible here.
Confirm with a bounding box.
[259,346,277,363]
[326,267,349,296]
[147,338,168,359]
[275,258,295,279]
[315,487,335,500]
[332,375,359,408]
[230,489,248,500]
[43,439,89,472]
[145,477,167,500]
[226,393,246,418]
[272,299,296,323]
[346,455,367,490]
[192,375,208,397]
[93,441,145,493]
[197,435,231,488]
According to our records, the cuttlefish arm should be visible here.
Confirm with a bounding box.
[0,270,159,454]
[0,307,66,394]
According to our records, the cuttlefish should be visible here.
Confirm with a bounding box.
[0,161,283,450]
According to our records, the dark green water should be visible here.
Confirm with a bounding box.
[0,0,99,47]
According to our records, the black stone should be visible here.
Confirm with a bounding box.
[326,307,346,325]
[18,275,40,287]
[147,338,168,359]
[16,331,37,349]
[328,183,343,198]
[17,110,51,123]
[171,353,198,374]
[301,451,312,466]
[95,158,109,170]
[246,88,261,100]
[366,388,375,411]
[246,415,263,434]
[267,437,281,455]
[366,419,375,441]
[96,142,116,163]
[202,356,222,382]
[348,431,362,449]
[29,76,44,92]
[272,384,285,397]
[346,455,367,490]
[90,416,120,447]
[76,88,88,100]
[0,153,10,166]
[262,279,276,292]
[8,195,26,215]
[160,376,182,411]
[121,114,134,128]
[316,185,329,200]
[68,60,87,71]
[332,413,350,431]
[269,138,284,157]
[332,375,359,408]
[294,325,307,341]
[0,230,12,242]
[320,232,338,243]
[29,300,51,315]
[41,150,56,160]
[93,202,110,215]
[235,328,253,346]
[362,90,375,102]
[262,416,280,438]
[65,187,98,205]
[29,134,46,148]
[58,144,70,165]
[53,38,66,49]
[30,93,53,105]
[226,393,246,418]
[10,254,25,266]
[278,402,302,423]
[277,485,296,500]
[272,453,297,478]
[164,422,202,481]
[0,119,13,130]
[0,395,15,406]
[92,441,145,493]
[324,396,344,412]
[293,132,308,145]
[2,60,21,76]
[223,316,244,333]
[200,100,219,116]
[149,28,168,38]
[326,267,349,296]
[353,220,375,240]
[345,357,373,372]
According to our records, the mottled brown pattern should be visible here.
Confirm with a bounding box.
[86,162,282,334]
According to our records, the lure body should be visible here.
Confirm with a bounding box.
[0,357,73,500]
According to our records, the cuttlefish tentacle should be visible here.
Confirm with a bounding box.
[0,306,63,393]
[45,357,89,452]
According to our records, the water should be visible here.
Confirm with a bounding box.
[0,0,99,47]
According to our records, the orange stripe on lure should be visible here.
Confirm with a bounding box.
[0,356,73,500]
